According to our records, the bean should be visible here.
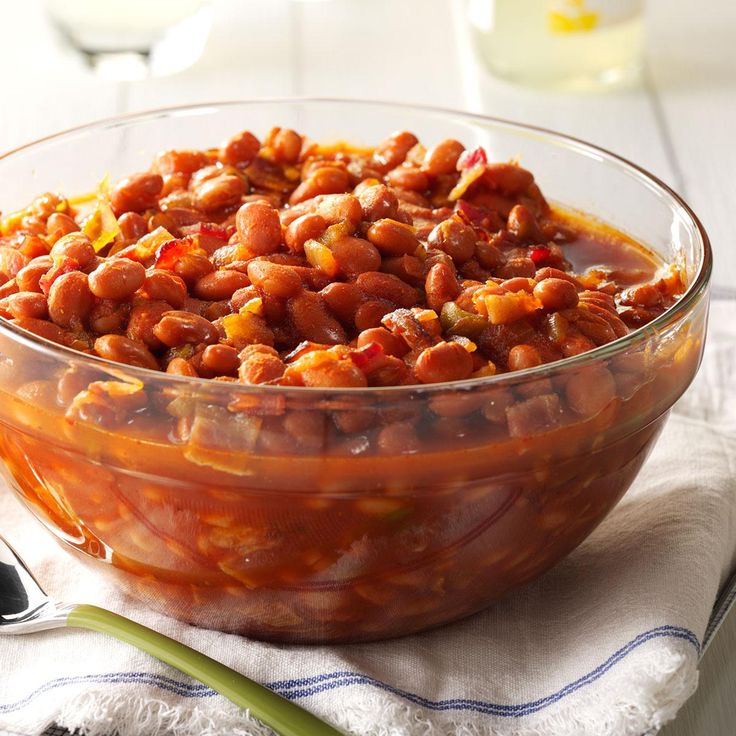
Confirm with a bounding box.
[47,233,94,269]
[201,344,239,376]
[386,166,429,192]
[534,267,582,289]
[354,299,395,331]
[247,260,302,298]
[377,421,420,454]
[94,334,159,370]
[284,213,326,255]
[508,344,543,372]
[47,271,94,327]
[356,271,418,308]
[534,278,579,311]
[356,183,399,222]
[111,172,164,215]
[154,149,210,176]
[427,219,476,263]
[173,253,215,285]
[423,139,464,176]
[1,291,48,320]
[283,411,327,450]
[620,282,664,308]
[167,357,199,377]
[142,270,188,308]
[193,269,250,300]
[414,341,473,384]
[366,219,419,256]
[16,257,52,293]
[88,259,146,300]
[333,408,376,434]
[12,316,67,344]
[89,299,130,334]
[239,349,285,384]
[425,262,461,311]
[320,282,366,323]
[314,193,363,228]
[268,127,303,164]
[496,257,536,279]
[475,241,505,269]
[356,327,408,357]
[153,311,219,347]
[236,201,282,255]
[507,204,543,243]
[299,359,368,388]
[331,236,382,277]
[288,291,346,344]
[118,212,148,242]
[220,130,260,166]
[31,192,63,219]
[482,162,534,195]
[565,365,616,418]
[194,174,246,212]
[46,213,79,243]
[289,166,350,205]
[372,131,419,172]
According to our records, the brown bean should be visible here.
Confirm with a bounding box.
[496,257,536,279]
[193,269,251,300]
[320,282,366,323]
[173,253,215,286]
[194,174,247,212]
[200,344,239,376]
[153,311,219,347]
[475,241,505,269]
[356,271,418,308]
[356,327,408,357]
[534,267,582,289]
[268,127,303,164]
[508,344,543,371]
[423,139,465,176]
[356,183,399,222]
[427,219,476,264]
[236,201,283,255]
[565,365,616,418]
[366,219,419,256]
[89,299,130,334]
[314,193,363,229]
[88,259,146,300]
[288,291,346,344]
[220,130,260,166]
[534,278,579,311]
[414,341,474,384]
[154,149,210,176]
[284,213,327,255]
[46,213,79,243]
[47,271,94,327]
[94,334,159,370]
[507,204,543,242]
[12,316,67,344]
[1,292,48,320]
[482,163,534,195]
[16,258,52,294]
[425,262,461,311]
[372,131,419,172]
[50,233,95,268]
[118,212,148,242]
[386,166,429,192]
[111,172,163,215]
[142,270,188,308]
[356,299,396,331]
[167,357,199,377]
[377,421,420,454]
[247,260,302,298]
[289,167,351,205]
[239,350,285,384]
[125,301,170,348]
[298,359,368,388]
[331,236,382,277]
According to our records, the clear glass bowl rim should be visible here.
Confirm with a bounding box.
[0,97,713,396]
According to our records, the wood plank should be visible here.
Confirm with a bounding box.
[645,0,736,289]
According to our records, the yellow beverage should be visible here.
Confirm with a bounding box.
[468,0,644,90]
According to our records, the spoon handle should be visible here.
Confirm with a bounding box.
[67,604,344,736]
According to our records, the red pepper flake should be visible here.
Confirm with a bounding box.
[180,222,232,241]
[154,236,198,270]
[349,342,385,372]
[530,245,551,266]
[39,257,80,295]
[457,146,488,171]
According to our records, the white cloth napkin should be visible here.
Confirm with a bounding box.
[1,299,735,736]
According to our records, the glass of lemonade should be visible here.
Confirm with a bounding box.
[467,0,645,91]
[44,0,211,79]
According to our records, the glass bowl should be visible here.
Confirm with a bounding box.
[0,100,711,643]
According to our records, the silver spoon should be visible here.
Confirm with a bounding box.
[0,535,343,736]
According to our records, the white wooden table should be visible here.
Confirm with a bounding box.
[1,1,734,733]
